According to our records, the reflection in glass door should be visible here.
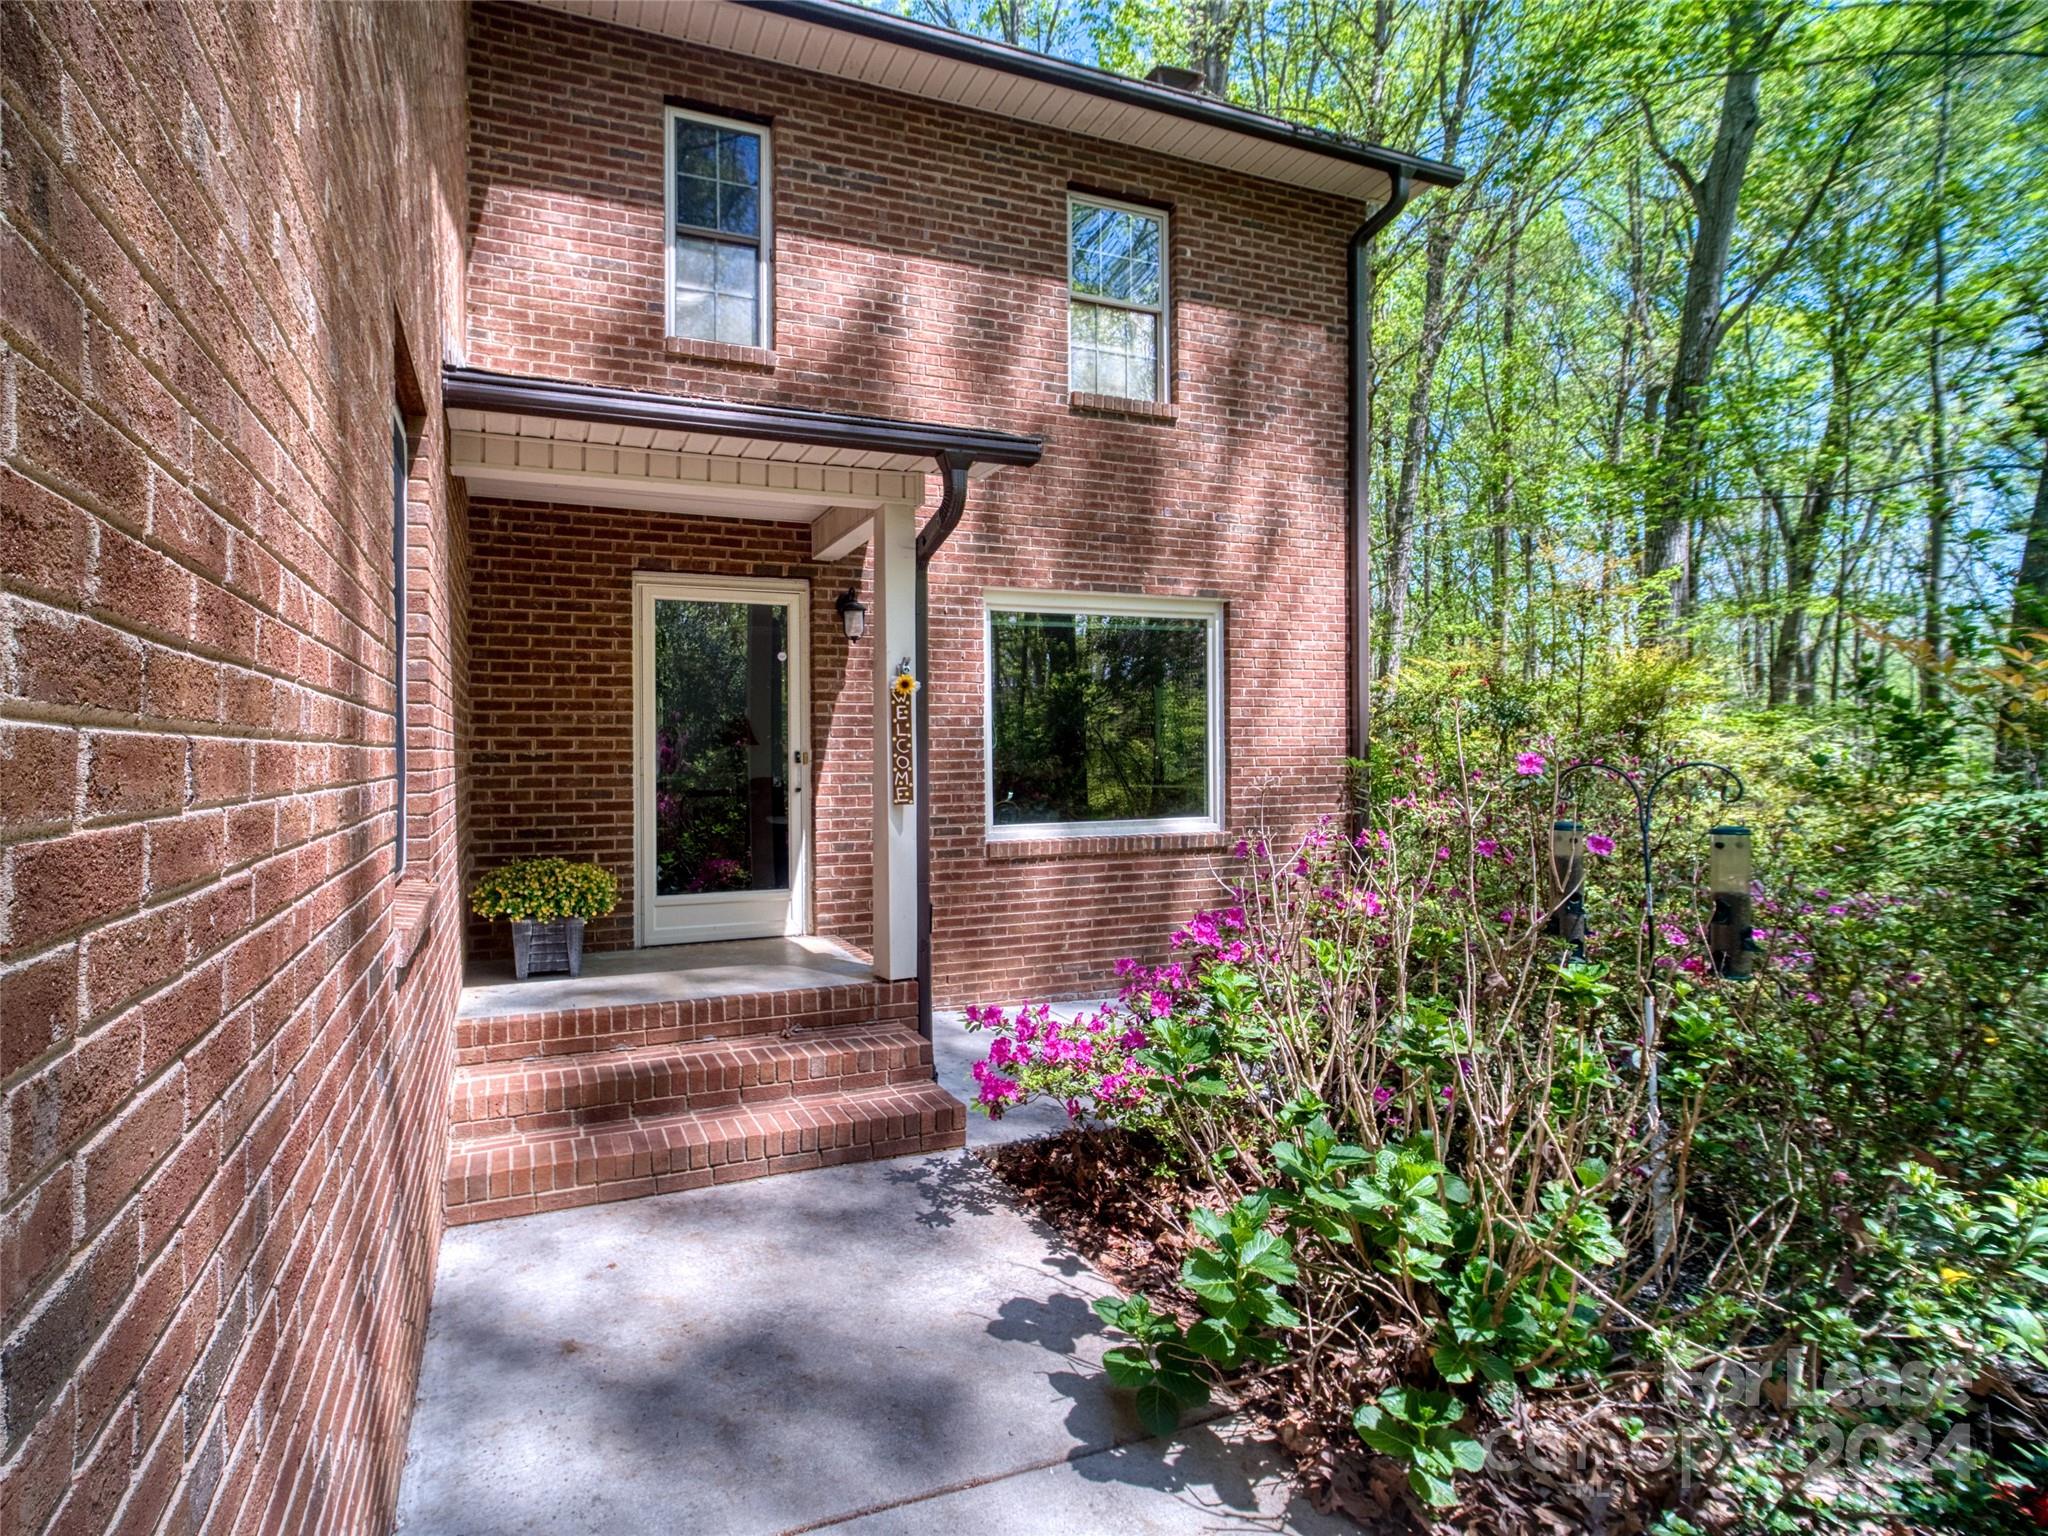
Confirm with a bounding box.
[635,577,808,945]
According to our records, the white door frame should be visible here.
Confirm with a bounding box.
[632,573,811,946]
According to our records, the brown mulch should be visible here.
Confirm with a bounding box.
[979,1126,1697,1535]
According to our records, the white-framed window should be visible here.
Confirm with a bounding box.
[1067,194,1168,401]
[664,105,772,347]
[984,591,1223,840]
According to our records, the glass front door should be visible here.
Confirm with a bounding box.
[635,577,808,945]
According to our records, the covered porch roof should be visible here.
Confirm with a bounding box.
[443,366,1042,524]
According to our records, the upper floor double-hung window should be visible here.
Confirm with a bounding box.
[1067,195,1168,402]
[666,106,772,348]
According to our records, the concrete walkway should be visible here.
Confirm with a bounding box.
[395,1015,1344,1536]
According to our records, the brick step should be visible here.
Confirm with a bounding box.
[453,977,919,1065]
[442,1080,968,1226]
[447,1025,935,1142]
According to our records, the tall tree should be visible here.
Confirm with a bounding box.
[1637,1,1787,633]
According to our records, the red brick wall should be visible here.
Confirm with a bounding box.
[464,2,1358,1006]
[0,4,467,1534]
[466,498,872,963]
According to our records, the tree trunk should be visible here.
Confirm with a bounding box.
[1378,3,1483,685]
[1919,53,1954,710]
[1768,351,1851,706]
[1995,446,2048,782]
[1642,10,1767,635]
[1493,221,1520,660]
[1186,0,1238,95]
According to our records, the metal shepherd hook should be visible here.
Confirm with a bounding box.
[1549,758,1748,1275]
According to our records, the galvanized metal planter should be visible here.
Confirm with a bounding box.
[510,918,585,980]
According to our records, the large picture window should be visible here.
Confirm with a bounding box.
[665,106,771,347]
[1068,195,1168,401]
[985,593,1222,837]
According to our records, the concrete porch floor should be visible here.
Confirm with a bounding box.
[458,935,876,1022]
[394,1015,1344,1536]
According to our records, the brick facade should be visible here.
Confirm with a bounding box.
[0,3,467,1533]
[0,0,1382,1526]
[464,1,1363,1005]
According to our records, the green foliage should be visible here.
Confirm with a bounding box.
[468,857,619,923]
[1090,1294,1211,1437]
[1353,1387,1487,1510]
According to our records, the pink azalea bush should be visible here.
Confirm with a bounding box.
[965,723,2048,1523]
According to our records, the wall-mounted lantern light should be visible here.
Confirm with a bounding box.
[836,588,867,642]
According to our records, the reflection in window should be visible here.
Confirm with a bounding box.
[669,108,769,346]
[651,599,789,896]
[1069,198,1167,400]
[989,605,1216,830]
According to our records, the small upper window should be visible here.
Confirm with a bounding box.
[985,593,1222,838]
[1068,196,1168,402]
[666,106,771,347]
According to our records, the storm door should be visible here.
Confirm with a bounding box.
[634,576,809,945]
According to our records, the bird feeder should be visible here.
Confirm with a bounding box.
[1707,824,1757,980]
[1548,819,1587,954]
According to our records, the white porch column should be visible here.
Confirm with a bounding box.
[869,502,918,981]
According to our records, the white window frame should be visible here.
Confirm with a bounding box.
[983,590,1224,842]
[663,105,774,348]
[1066,193,1170,403]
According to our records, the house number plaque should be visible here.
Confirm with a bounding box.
[889,671,917,805]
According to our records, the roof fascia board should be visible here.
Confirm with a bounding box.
[738,0,1464,191]
[442,367,1045,468]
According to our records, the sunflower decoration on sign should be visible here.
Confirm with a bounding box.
[890,669,917,804]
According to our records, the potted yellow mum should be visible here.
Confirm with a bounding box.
[469,857,619,979]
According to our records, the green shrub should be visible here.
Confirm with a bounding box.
[468,857,619,923]
[972,710,2048,1525]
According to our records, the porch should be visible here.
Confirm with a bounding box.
[442,369,1042,1224]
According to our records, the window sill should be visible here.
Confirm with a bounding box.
[1068,391,1178,424]
[985,829,1233,862]
[391,875,437,973]
[664,336,779,370]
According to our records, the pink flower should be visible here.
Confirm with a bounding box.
[1474,839,1498,859]
[1660,924,1690,948]
[1585,833,1616,857]
[971,1059,1021,1112]
[1515,751,1546,777]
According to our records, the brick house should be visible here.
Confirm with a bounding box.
[0,2,1454,1531]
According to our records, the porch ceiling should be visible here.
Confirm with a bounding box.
[444,367,1040,521]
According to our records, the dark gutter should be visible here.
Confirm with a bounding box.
[1347,174,1414,769]
[740,0,1463,192]
[443,366,1044,466]
[913,452,974,1041]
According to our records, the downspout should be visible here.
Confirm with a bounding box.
[1348,171,1413,771]
[913,451,974,1040]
